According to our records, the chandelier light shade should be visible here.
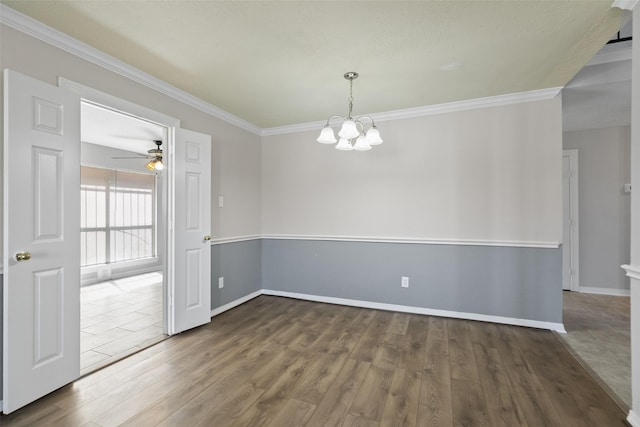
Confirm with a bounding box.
[317,125,337,144]
[316,72,383,151]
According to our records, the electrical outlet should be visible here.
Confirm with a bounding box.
[401,276,409,288]
[218,277,224,289]
[218,196,224,207]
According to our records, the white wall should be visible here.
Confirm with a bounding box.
[628,6,640,423]
[0,23,263,267]
[563,126,631,291]
[262,98,563,245]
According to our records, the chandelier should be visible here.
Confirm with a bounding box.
[316,72,383,151]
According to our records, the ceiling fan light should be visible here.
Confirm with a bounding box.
[146,158,164,171]
[338,119,359,139]
[353,134,371,151]
[317,125,337,144]
[365,127,383,145]
[335,138,353,151]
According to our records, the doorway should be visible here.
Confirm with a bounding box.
[79,101,168,374]
[4,70,212,414]
[562,149,579,292]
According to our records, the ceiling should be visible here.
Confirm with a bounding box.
[1,1,626,129]
[563,37,632,132]
[82,102,164,154]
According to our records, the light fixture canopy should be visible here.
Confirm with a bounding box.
[317,72,383,151]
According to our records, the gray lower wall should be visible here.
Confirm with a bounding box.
[211,239,262,309]
[0,273,3,402]
[262,239,563,324]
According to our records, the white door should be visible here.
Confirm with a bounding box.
[3,70,80,413]
[562,152,577,291]
[169,128,211,334]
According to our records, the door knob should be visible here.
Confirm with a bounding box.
[15,251,31,261]
[204,235,211,241]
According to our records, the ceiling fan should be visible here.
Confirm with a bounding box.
[113,139,164,171]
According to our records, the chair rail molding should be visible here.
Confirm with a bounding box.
[623,264,640,281]
[261,234,560,249]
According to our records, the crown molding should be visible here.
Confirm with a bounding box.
[0,4,262,135]
[0,4,564,139]
[612,0,639,11]
[262,87,562,136]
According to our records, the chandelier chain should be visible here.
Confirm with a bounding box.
[348,78,354,119]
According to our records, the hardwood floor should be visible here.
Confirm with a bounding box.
[1,296,626,426]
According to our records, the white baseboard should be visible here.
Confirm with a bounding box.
[628,409,640,427]
[210,290,262,318]
[578,286,631,297]
[261,289,566,333]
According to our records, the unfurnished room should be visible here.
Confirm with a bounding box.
[1,1,640,426]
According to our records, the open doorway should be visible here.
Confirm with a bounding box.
[79,101,168,374]
[560,19,633,409]
[3,70,213,413]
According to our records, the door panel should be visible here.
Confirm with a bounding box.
[3,69,80,414]
[33,147,64,240]
[33,268,63,366]
[171,128,211,334]
[562,155,572,291]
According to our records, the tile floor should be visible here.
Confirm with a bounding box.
[560,291,630,409]
[81,272,166,375]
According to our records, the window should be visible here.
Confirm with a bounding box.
[81,166,156,267]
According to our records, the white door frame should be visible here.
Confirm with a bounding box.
[58,78,181,334]
[563,149,580,292]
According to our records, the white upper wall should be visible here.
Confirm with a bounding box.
[262,98,563,246]
[563,126,631,291]
[0,23,263,257]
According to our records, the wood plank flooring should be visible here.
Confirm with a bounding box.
[1,295,626,426]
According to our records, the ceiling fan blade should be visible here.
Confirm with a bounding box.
[112,155,151,159]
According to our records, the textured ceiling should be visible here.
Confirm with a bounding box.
[1,1,625,128]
